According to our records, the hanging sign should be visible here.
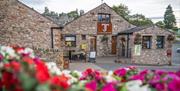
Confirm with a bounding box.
[135,45,141,56]
[97,23,112,34]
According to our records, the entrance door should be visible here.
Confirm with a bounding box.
[90,36,96,51]
[112,36,117,54]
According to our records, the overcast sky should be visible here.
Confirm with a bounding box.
[20,0,180,23]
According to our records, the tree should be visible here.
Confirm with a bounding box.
[155,21,165,28]
[112,4,130,20]
[43,7,50,16]
[129,14,153,26]
[112,4,153,26]
[164,5,176,29]
[67,9,79,19]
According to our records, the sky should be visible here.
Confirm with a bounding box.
[20,0,180,27]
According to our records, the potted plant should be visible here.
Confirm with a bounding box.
[167,34,175,42]
[134,33,142,44]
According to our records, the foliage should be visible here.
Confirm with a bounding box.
[155,21,165,28]
[101,35,109,42]
[42,7,84,25]
[167,34,175,41]
[128,14,153,26]
[112,4,130,20]
[112,4,153,26]
[67,9,79,19]
[134,33,142,44]
[164,5,176,29]
[1,45,180,91]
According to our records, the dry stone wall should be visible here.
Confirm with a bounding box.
[0,0,60,49]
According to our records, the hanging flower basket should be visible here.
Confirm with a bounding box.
[134,33,142,44]
[101,35,109,42]
[120,37,126,42]
[167,34,175,42]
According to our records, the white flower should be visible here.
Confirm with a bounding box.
[105,71,117,82]
[0,62,4,69]
[46,62,62,75]
[18,48,35,58]
[126,80,151,91]
[73,70,82,78]
[0,46,17,58]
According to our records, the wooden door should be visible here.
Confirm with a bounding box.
[90,37,96,51]
[112,36,117,54]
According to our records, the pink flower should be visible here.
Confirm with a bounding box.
[85,80,97,91]
[176,71,180,77]
[168,79,180,91]
[0,53,3,61]
[114,68,127,77]
[102,83,116,91]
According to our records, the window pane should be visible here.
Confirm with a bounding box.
[142,36,152,49]
[98,15,102,21]
[156,36,164,48]
[98,13,111,23]
[81,35,86,40]
[65,35,76,47]
[106,15,110,22]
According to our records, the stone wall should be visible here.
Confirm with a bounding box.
[0,0,61,49]
[33,47,64,69]
[117,26,174,65]
[62,3,134,56]
[131,26,173,65]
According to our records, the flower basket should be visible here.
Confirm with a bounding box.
[167,34,175,42]
[0,45,180,91]
[134,33,142,44]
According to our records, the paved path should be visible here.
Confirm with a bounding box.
[69,56,180,71]
[69,63,106,71]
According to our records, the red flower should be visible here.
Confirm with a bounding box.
[51,75,69,89]
[4,63,11,69]
[11,61,21,72]
[86,68,93,74]
[2,72,19,89]
[22,57,34,64]
[36,61,50,83]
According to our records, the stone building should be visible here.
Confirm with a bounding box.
[0,0,64,67]
[62,3,134,58]
[116,26,174,65]
[0,0,62,49]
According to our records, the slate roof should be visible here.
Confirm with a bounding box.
[117,26,150,35]
[117,25,175,35]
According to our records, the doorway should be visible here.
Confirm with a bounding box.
[112,36,117,54]
[90,36,97,51]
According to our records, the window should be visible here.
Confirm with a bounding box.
[156,36,164,49]
[98,13,111,22]
[81,35,86,40]
[65,35,76,47]
[142,36,152,49]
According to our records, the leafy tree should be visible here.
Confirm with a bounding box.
[67,9,79,19]
[112,4,153,26]
[112,4,130,20]
[164,5,176,29]
[79,10,85,16]
[43,7,50,16]
[155,21,165,28]
[129,14,153,26]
